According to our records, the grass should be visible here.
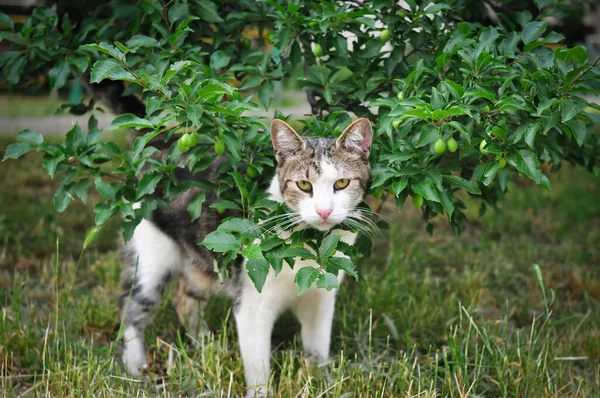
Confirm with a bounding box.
[1,135,599,397]
[0,95,67,118]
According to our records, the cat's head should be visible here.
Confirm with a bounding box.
[270,118,372,231]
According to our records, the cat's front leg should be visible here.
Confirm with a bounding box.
[294,285,338,364]
[234,291,277,397]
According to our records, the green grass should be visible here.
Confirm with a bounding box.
[1,136,599,397]
[0,96,66,118]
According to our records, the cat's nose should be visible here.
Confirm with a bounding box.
[316,209,333,220]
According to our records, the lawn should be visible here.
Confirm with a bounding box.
[1,132,599,397]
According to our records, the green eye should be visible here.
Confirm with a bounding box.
[297,180,312,192]
[334,178,350,190]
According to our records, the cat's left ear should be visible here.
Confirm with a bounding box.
[336,118,372,156]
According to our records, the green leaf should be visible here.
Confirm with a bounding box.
[560,98,586,124]
[0,12,15,31]
[136,173,162,200]
[196,0,224,23]
[16,129,44,145]
[68,55,89,76]
[6,57,25,84]
[499,31,520,56]
[416,126,440,147]
[521,21,547,44]
[3,143,32,160]
[446,121,471,141]
[569,46,588,64]
[83,43,123,59]
[42,153,65,177]
[510,149,542,184]
[108,114,154,130]
[565,118,587,147]
[127,35,159,49]
[74,178,89,204]
[241,242,263,259]
[218,218,259,236]
[411,177,440,202]
[439,188,455,217]
[54,186,72,213]
[443,175,481,194]
[210,50,231,70]
[202,231,240,252]
[258,80,274,110]
[209,199,239,210]
[316,272,339,291]
[95,178,118,200]
[327,257,358,280]
[463,85,496,103]
[187,191,206,222]
[330,67,353,84]
[294,267,321,295]
[246,258,269,292]
[319,234,342,260]
[168,2,188,23]
[49,61,71,91]
[90,59,135,83]
[280,246,316,260]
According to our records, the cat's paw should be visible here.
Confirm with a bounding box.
[122,338,148,377]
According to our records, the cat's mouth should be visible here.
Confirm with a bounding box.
[311,220,337,231]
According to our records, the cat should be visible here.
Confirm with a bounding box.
[118,117,372,396]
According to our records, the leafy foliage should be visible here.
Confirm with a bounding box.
[1,0,599,290]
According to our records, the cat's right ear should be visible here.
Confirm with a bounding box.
[270,119,305,166]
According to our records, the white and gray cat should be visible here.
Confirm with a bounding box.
[119,118,372,396]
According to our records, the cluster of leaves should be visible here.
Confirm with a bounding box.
[1,0,599,291]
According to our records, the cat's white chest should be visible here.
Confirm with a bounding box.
[238,229,356,313]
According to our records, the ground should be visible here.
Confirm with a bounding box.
[1,120,599,397]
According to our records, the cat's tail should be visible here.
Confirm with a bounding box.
[81,75,151,143]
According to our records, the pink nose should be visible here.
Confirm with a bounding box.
[316,209,332,220]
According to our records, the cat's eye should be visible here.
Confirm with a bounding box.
[334,179,350,190]
[297,180,312,192]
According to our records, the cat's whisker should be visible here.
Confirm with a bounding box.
[341,219,378,241]
[345,214,383,240]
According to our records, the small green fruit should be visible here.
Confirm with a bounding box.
[266,33,275,43]
[380,29,391,42]
[434,138,446,154]
[242,38,252,48]
[397,91,404,100]
[392,119,401,129]
[313,43,323,57]
[309,21,318,28]
[178,134,192,153]
[446,137,458,153]
[498,157,507,168]
[216,207,226,214]
[247,164,258,179]
[479,139,488,154]
[481,105,490,112]
[189,133,198,147]
[373,188,383,199]
[412,194,423,208]
[398,10,407,18]
[214,139,225,155]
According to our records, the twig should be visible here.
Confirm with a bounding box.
[567,56,600,91]
[161,0,173,35]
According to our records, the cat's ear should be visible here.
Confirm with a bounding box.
[336,118,372,156]
[270,119,305,165]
